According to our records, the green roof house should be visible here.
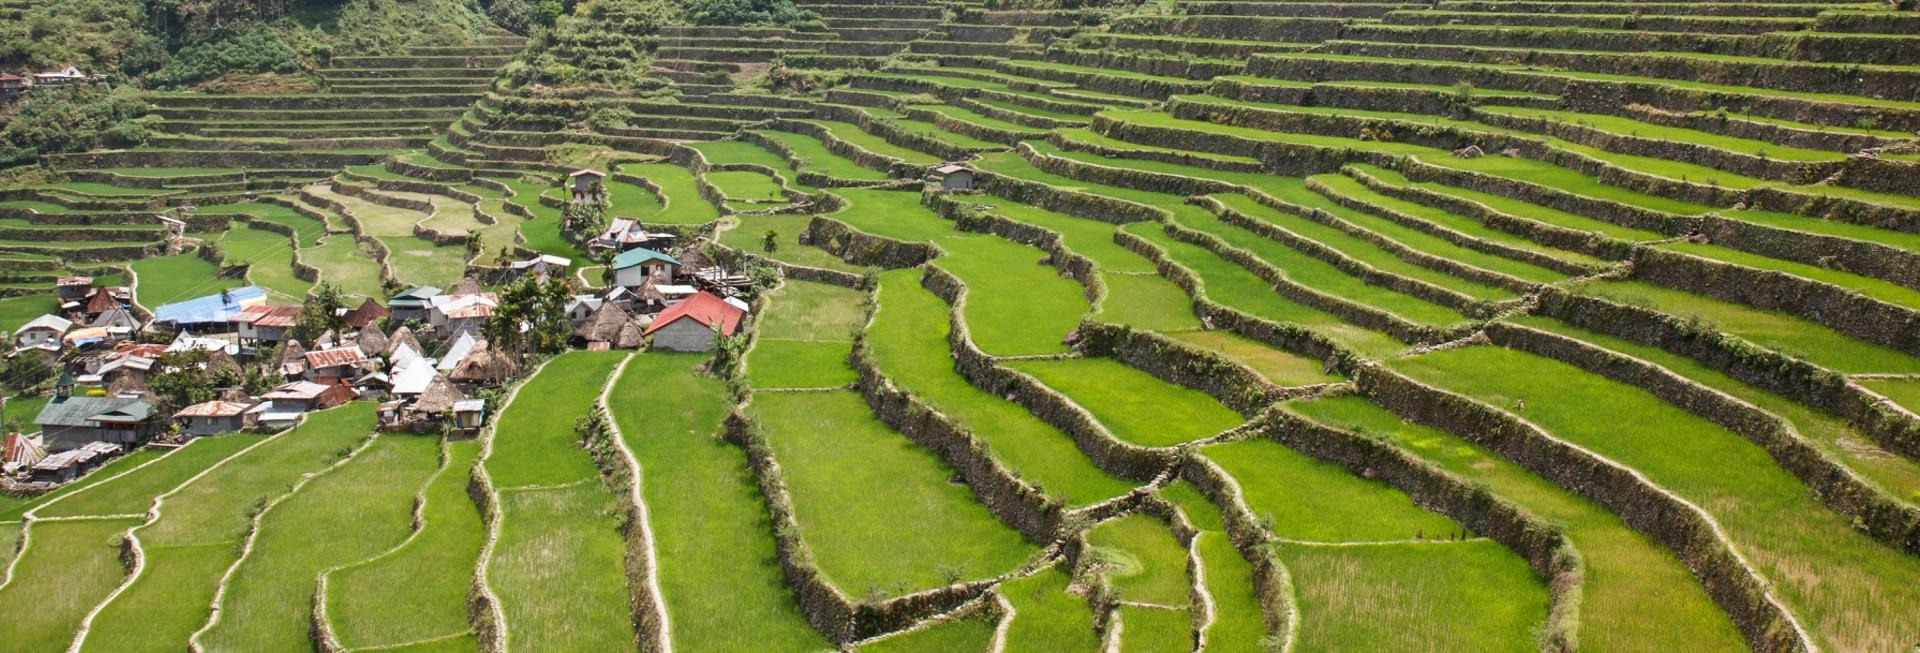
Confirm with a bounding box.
[611,247,679,289]
[36,395,163,452]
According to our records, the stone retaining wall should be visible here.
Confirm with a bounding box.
[1354,363,1810,653]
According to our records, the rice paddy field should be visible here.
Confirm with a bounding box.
[5,0,1920,649]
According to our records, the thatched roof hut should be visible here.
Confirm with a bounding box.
[449,345,519,385]
[386,326,422,358]
[575,303,627,341]
[356,324,389,357]
[409,373,468,415]
[274,339,308,377]
[205,348,243,378]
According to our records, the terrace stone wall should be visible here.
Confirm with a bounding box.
[849,338,1067,542]
[1698,214,1920,290]
[801,215,939,269]
[1533,288,1920,461]
[1113,229,1360,373]
[923,267,1177,481]
[1631,248,1920,358]
[1073,322,1282,416]
[1354,363,1812,653]
[1486,322,1920,554]
[1258,410,1582,652]
[926,193,1105,306]
[721,408,859,644]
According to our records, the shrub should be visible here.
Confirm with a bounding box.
[0,84,155,167]
[148,26,302,89]
[683,0,817,27]
[3,355,52,394]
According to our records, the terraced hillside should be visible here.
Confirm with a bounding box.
[4,0,1920,650]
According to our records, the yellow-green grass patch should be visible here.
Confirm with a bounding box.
[749,391,1036,598]
[1008,358,1245,447]
[1862,378,1920,419]
[1310,172,1594,278]
[610,354,828,651]
[870,270,1136,506]
[1203,437,1459,542]
[198,434,442,652]
[215,224,311,301]
[747,338,857,389]
[1199,194,1505,313]
[756,278,868,341]
[706,169,788,202]
[1513,316,1920,501]
[298,234,387,300]
[999,565,1102,651]
[325,439,483,649]
[1289,394,1747,652]
[1277,540,1548,653]
[0,293,61,334]
[860,613,998,652]
[1116,606,1194,653]
[692,140,818,192]
[1119,222,1406,358]
[1570,279,1920,374]
[0,517,143,651]
[1661,240,1920,313]
[719,213,872,274]
[0,449,162,521]
[1390,346,1920,652]
[752,129,892,181]
[133,252,244,308]
[81,404,379,653]
[36,436,258,518]
[800,119,944,166]
[493,176,573,257]
[1164,329,1339,388]
[1087,514,1191,606]
[618,163,724,225]
[488,483,639,651]
[485,351,628,488]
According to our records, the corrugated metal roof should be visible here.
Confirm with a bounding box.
[234,304,300,328]
[644,291,745,338]
[174,400,253,418]
[304,346,367,369]
[35,396,151,428]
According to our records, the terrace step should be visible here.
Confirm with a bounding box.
[330,55,513,69]
[149,93,481,110]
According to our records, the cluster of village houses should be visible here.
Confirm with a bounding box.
[1,221,755,485]
[0,65,103,100]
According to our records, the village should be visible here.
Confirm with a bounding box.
[0,167,758,489]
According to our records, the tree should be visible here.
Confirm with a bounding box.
[523,274,578,354]
[561,200,608,241]
[148,350,216,413]
[485,275,575,355]
[3,355,53,394]
[289,282,348,343]
[762,229,779,253]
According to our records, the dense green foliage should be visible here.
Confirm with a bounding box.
[0,85,153,167]
[684,0,816,27]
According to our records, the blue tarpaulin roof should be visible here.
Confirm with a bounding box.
[152,286,267,325]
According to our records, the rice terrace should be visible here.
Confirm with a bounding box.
[0,0,1919,650]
